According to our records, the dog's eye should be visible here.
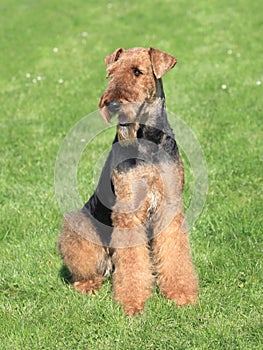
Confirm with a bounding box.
[133,68,143,77]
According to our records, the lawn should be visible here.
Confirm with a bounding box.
[0,0,262,349]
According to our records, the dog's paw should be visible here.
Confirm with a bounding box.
[124,304,145,316]
[175,293,198,306]
[166,290,198,307]
[73,279,103,294]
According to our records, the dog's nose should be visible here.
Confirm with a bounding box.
[106,101,121,114]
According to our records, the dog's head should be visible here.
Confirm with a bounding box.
[99,47,176,142]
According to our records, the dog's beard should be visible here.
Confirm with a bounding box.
[99,101,153,146]
[116,102,146,146]
[117,122,140,146]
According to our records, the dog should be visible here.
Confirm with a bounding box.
[58,47,198,315]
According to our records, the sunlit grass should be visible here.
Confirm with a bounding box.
[0,0,262,349]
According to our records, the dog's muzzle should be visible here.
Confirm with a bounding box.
[105,101,130,126]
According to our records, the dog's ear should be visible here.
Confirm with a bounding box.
[105,48,124,67]
[149,48,177,79]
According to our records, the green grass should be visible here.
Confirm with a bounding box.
[0,0,262,349]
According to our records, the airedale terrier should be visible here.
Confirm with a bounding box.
[58,47,198,315]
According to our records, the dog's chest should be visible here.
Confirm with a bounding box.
[145,190,161,220]
[112,164,163,220]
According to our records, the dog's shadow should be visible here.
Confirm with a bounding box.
[59,264,72,285]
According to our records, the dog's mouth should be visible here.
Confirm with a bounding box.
[118,113,130,127]
[99,97,147,126]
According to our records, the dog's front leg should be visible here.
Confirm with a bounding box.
[152,211,198,306]
[110,217,153,315]
[109,166,155,315]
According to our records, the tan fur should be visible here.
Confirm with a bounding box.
[152,213,198,305]
[58,47,198,315]
[58,213,111,293]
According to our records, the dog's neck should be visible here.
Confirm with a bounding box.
[155,78,165,99]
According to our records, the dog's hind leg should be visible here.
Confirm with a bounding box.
[58,211,111,294]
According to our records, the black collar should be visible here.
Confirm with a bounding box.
[137,124,165,145]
